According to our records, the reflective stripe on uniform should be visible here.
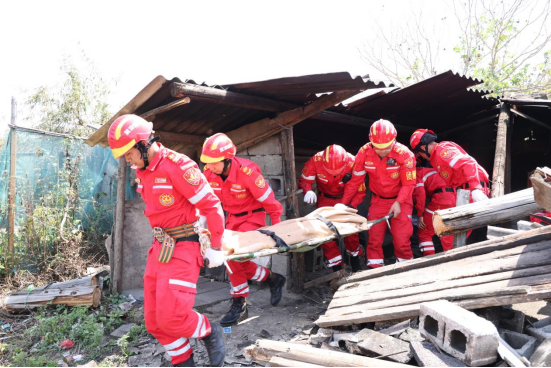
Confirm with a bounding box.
[256,187,273,202]
[396,257,412,262]
[251,265,267,282]
[301,174,315,180]
[419,241,433,249]
[416,183,424,187]
[449,154,466,168]
[423,171,437,182]
[167,342,191,357]
[367,259,384,265]
[169,279,197,289]
[230,282,249,296]
[153,185,174,190]
[425,208,434,214]
[326,255,342,267]
[191,311,208,338]
[164,337,188,351]
[353,170,366,176]
[188,186,211,204]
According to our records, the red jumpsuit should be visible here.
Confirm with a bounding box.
[137,144,225,365]
[531,211,551,225]
[298,151,366,267]
[342,142,416,268]
[205,157,283,298]
[413,167,456,255]
[429,141,490,199]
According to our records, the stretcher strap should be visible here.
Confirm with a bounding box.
[258,230,289,248]
[314,214,344,249]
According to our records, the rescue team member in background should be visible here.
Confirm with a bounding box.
[341,119,417,268]
[299,144,366,272]
[108,115,225,367]
[413,163,456,255]
[201,133,286,327]
[410,129,491,202]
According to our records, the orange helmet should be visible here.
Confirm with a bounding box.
[369,119,397,149]
[200,133,236,163]
[108,114,153,159]
[322,145,348,175]
[410,129,437,152]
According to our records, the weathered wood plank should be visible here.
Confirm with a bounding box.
[487,226,520,239]
[491,103,511,198]
[140,97,191,120]
[531,170,551,213]
[343,226,551,284]
[304,269,346,289]
[155,130,206,146]
[433,188,543,236]
[453,189,471,248]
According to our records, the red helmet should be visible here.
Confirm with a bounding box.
[410,129,436,151]
[108,114,153,159]
[200,133,236,163]
[322,144,348,175]
[369,119,397,149]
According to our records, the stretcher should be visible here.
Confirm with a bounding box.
[224,213,392,263]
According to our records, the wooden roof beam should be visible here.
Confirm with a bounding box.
[510,108,551,131]
[501,98,551,107]
[171,82,398,130]
[226,90,363,152]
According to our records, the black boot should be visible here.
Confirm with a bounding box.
[220,297,248,327]
[350,256,364,272]
[202,324,226,367]
[174,353,195,367]
[331,265,343,272]
[265,272,286,306]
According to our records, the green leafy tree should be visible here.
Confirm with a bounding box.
[24,50,114,136]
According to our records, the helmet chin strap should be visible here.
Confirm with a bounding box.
[137,136,160,170]
[214,159,232,177]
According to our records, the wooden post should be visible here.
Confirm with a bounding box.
[112,158,126,293]
[452,189,471,248]
[492,103,511,198]
[7,97,17,270]
[279,128,304,292]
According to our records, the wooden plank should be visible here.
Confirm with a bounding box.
[433,188,543,236]
[453,189,471,248]
[280,129,304,293]
[487,226,520,239]
[502,98,551,106]
[8,127,16,269]
[6,286,101,310]
[492,103,511,198]
[228,90,361,152]
[316,287,551,327]
[112,158,126,293]
[155,130,206,146]
[304,269,346,289]
[531,171,551,212]
[439,114,498,138]
[326,273,551,317]
[269,356,324,367]
[511,108,551,131]
[330,263,551,309]
[343,228,551,284]
[246,340,407,367]
[140,97,191,120]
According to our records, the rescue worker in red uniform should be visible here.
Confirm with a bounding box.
[530,211,551,226]
[410,129,490,201]
[413,165,456,255]
[108,115,226,367]
[342,119,417,268]
[299,144,366,272]
[201,133,286,327]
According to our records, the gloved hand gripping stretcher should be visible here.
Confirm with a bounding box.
[217,205,392,263]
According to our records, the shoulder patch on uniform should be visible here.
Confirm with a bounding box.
[255,175,266,188]
[405,158,414,169]
[358,182,366,192]
[167,152,184,165]
[393,146,404,155]
[313,155,322,162]
[183,167,201,185]
[440,148,453,159]
[240,166,253,176]
[440,170,449,178]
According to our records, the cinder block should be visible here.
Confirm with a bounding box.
[411,341,466,367]
[527,316,551,341]
[500,330,538,359]
[266,176,284,196]
[271,253,291,277]
[247,135,282,155]
[419,300,499,366]
[250,155,283,176]
[499,308,525,333]
[355,328,413,363]
[530,338,551,366]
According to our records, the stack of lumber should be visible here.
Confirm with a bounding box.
[4,266,109,311]
[245,339,407,367]
[316,226,551,328]
[531,167,551,212]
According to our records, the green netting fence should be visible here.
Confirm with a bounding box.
[0,126,135,275]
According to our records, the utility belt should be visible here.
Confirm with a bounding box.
[433,187,455,194]
[459,181,489,190]
[232,208,265,217]
[320,192,344,199]
[373,193,398,200]
[153,222,199,263]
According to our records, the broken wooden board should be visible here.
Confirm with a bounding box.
[433,188,543,236]
[531,168,551,213]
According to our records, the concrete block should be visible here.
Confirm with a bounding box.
[530,338,551,367]
[411,341,466,367]
[266,175,284,196]
[399,327,425,343]
[527,316,551,341]
[250,155,283,176]
[271,253,291,277]
[247,135,282,155]
[500,330,538,359]
[419,300,499,366]
[499,308,525,334]
[378,319,411,336]
[355,328,413,363]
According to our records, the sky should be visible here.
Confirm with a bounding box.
[0,0,469,133]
